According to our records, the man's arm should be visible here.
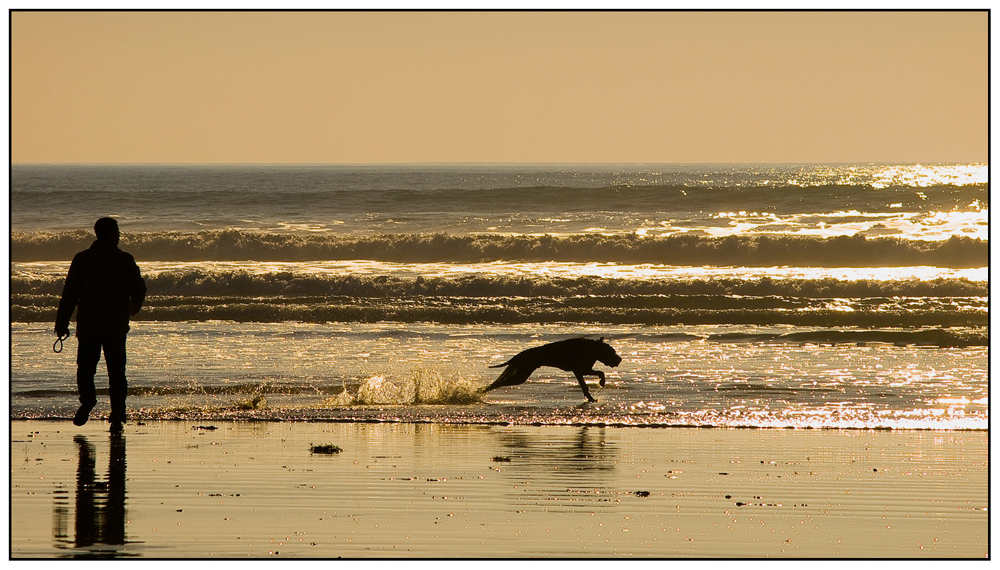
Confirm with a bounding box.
[128,258,147,315]
[55,257,81,336]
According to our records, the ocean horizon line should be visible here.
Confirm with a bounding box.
[10,160,988,167]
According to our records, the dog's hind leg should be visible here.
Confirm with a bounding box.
[485,365,536,391]
[573,371,597,403]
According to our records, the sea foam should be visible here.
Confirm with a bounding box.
[11,230,989,267]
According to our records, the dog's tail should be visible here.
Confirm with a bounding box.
[488,359,512,369]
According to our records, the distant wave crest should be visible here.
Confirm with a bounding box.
[11,230,989,267]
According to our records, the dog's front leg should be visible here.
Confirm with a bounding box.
[591,369,606,387]
[574,371,597,403]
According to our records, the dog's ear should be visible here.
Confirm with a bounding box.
[599,336,605,343]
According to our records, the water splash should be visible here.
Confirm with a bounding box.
[335,369,484,406]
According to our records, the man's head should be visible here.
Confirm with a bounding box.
[94,217,120,245]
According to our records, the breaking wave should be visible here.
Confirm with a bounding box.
[11,230,988,267]
[11,270,988,298]
[12,261,987,329]
[11,294,987,330]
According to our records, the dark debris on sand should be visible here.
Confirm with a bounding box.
[310,443,343,454]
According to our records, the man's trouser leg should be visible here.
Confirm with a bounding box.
[102,337,128,424]
[74,338,102,425]
[76,338,102,408]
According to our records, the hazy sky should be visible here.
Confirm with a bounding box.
[11,10,988,164]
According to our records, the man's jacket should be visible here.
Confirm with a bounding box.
[56,240,147,338]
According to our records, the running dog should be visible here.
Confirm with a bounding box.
[484,337,622,402]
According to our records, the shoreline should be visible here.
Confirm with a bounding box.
[10,417,991,431]
[10,420,988,558]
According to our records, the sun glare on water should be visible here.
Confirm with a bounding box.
[869,163,988,189]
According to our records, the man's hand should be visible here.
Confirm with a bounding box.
[55,324,70,337]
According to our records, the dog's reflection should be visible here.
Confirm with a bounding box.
[54,433,127,554]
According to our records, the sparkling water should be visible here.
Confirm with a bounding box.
[10,163,987,429]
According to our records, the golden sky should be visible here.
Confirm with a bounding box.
[11,10,987,164]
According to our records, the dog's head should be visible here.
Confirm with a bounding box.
[596,337,622,367]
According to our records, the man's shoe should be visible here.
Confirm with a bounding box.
[73,403,95,426]
[109,411,126,433]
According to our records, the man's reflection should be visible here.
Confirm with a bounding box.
[55,433,127,555]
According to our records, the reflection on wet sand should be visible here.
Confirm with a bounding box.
[495,427,616,473]
[493,427,622,512]
[53,433,130,557]
[10,421,984,558]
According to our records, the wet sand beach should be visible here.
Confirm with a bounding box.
[9,420,988,558]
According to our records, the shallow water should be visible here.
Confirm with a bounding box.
[12,321,987,430]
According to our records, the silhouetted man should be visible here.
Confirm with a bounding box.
[56,217,146,431]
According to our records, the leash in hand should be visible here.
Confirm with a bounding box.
[53,333,70,353]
